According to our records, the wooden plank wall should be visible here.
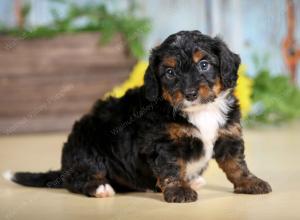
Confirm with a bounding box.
[0,33,136,134]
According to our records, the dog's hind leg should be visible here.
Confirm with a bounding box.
[62,160,115,198]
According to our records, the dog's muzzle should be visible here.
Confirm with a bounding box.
[184,88,198,101]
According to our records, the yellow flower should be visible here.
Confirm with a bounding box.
[106,61,252,118]
[105,61,148,98]
[105,60,148,98]
[235,64,253,118]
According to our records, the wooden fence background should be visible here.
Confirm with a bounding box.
[0,33,135,134]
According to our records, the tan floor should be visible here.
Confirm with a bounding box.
[0,125,300,220]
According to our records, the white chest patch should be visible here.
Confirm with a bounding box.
[184,91,231,180]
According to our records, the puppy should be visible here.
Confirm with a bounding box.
[5,31,271,203]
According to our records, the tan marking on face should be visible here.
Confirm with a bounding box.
[197,79,222,103]
[162,88,173,103]
[213,78,223,95]
[198,84,216,104]
[163,56,177,68]
[193,50,204,63]
[162,89,184,105]
[198,84,210,98]
[173,90,184,104]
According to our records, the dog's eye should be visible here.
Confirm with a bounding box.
[199,60,210,71]
[165,68,176,79]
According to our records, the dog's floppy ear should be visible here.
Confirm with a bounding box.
[144,50,160,101]
[215,37,241,89]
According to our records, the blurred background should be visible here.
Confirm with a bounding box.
[0,0,300,134]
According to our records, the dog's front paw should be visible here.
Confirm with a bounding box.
[234,177,272,194]
[164,186,198,203]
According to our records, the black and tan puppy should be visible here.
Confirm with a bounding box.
[4,31,271,203]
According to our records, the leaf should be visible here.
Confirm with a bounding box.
[246,69,300,125]
[0,1,151,59]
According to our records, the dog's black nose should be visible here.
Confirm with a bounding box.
[184,89,198,101]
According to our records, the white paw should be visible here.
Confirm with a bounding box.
[190,176,206,191]
[95,184,115,198]
[2,170,14,181]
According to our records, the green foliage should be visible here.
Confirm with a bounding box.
[252,53,270,71]
[0,1,151,59]
[246,69,300,125]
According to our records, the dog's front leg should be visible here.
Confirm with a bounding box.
[214,138,272,194]
[158,176,198,203]
[153,155,197,203]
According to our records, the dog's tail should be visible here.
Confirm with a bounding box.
[2,170,63,188]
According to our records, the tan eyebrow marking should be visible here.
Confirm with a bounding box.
[193,50,204,63]
[162,56,177,68]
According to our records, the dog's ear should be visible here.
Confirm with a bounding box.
[144,50,160,101]
[215,37,241,89]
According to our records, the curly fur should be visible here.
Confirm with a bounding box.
[9,31,271,202]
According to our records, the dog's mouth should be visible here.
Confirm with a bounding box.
[180,84,218,110]
[181,89,231,113]
[181,94,217,112]
[166,88,219,113]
